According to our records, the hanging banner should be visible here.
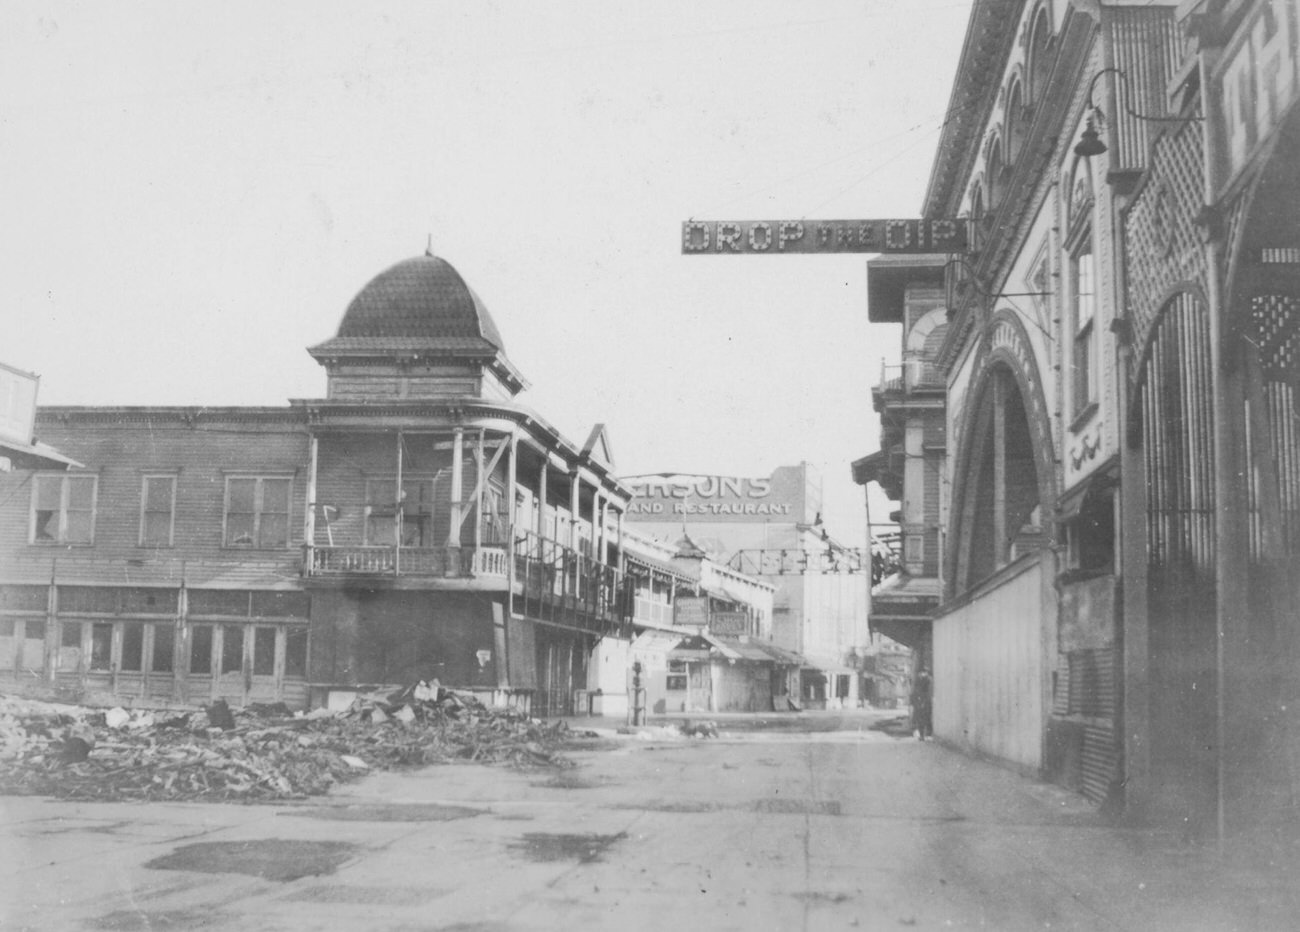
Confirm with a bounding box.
[681,218,968,255]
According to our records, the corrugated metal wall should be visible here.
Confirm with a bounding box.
[933,558,1046,771]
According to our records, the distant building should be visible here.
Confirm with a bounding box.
[622,463,870,707]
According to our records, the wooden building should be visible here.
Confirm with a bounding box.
[0,252,633,714]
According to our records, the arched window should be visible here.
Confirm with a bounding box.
[1027,6,1053,104]
[986,138,1005,213]
[1005,79,1027,163]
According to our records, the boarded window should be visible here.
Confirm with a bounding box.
[190,625,213,674]
[61,621,82,651]
[0,586,47,611]
[250,591,309,619]
[253,627,275,675]
[285,628,308,678]
[189,590,249,617]
[152,623,175,673]
[25,620,45,641]
[0,619,14,637]
[221,626,244,674]
[121,622,144,672]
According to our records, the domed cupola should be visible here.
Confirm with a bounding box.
[308,251,528,401]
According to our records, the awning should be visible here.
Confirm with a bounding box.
[631,629,685,653]
[0,438,82,471]
[625,551,699,584]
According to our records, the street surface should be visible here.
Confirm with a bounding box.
[2,710,1297,931]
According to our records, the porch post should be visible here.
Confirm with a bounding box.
[474,429,485,554]
[394,431,404,571]
[448,427,464,547]
[304,434,318,559]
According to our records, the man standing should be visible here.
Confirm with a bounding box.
[911,665,933,740]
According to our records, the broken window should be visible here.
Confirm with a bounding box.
[31,474,97,544]
[89,623,112,671]
[224,477,291,548]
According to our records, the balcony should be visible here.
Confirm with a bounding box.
[513,532,624,634]
[304,544,508,580]
[875,359,944,398]
[633,594,674,628]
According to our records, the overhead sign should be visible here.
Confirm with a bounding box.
[624,470,806,522]
[710,611,749,635]
[681,219,968,255]
[674,596,709,628]
[0,363,39,447]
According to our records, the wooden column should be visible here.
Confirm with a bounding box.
[304,434,318,553]
[473,430,485,554]
[448,427,464,547]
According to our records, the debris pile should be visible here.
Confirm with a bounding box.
[0,684,579,803]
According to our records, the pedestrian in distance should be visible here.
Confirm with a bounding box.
[911,666,933,741]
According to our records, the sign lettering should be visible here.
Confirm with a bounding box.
[682,219,968,255]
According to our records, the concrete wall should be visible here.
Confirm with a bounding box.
[933,556,1049,772]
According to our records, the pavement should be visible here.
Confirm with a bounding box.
[2,708,1299,931]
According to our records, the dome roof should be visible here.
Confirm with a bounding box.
[312,254,506,356]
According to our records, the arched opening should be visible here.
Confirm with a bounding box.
[954,364,1044,591]
[1133,290,1218,835]
[985,138,1005,214]
[1026,6,1053,104]
[1005,79,1027,163]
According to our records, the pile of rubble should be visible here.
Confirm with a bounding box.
[0,683,581,803]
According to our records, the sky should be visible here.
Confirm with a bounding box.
[1,0,973,548]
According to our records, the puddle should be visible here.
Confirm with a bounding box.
[283,803,482,822]
[144,839,357,882]
[509,831,626,863]
[532,773,607,790]
[752,798,842,816]
[92,908,225,930]
[615,800,723,813]
[283,884,445,906]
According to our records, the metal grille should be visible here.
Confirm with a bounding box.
[1140,293,1216,570]
[1247,294,1300,559]
[1106,6,1182,173]
[1124,121,1206,361]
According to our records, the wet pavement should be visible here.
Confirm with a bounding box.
[2,709,1297,930]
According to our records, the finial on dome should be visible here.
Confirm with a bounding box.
[425,234,435,258]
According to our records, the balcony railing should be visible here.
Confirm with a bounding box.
[876,359,943,395]
[514,531,624,634]
[633,595,674,627]
[305,544,508,580]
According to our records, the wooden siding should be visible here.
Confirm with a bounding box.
[933,557,1047,771]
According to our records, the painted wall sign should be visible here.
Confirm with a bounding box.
[674,596,709,628]
[623,469,809,522]
[710,611,749,635]
[681,219,968,255]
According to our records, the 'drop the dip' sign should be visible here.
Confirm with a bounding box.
[681,219,967,255]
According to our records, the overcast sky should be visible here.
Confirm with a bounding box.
[1,1,972,547]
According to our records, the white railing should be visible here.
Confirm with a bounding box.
[634,595,673,627]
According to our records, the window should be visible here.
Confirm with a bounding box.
[285,628,308,678]
[253,626,276,675]
[31,474,96,544]
[221,625,244,674]
[666,659,688,691]
[364,477,436,546]
[1070,236,1097,418]
[121,622,144,672]
[140,475,177,547]
[151,623,175,673]
[90,623,112,671]
[190,624,213,674]
[224,476,291,548]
